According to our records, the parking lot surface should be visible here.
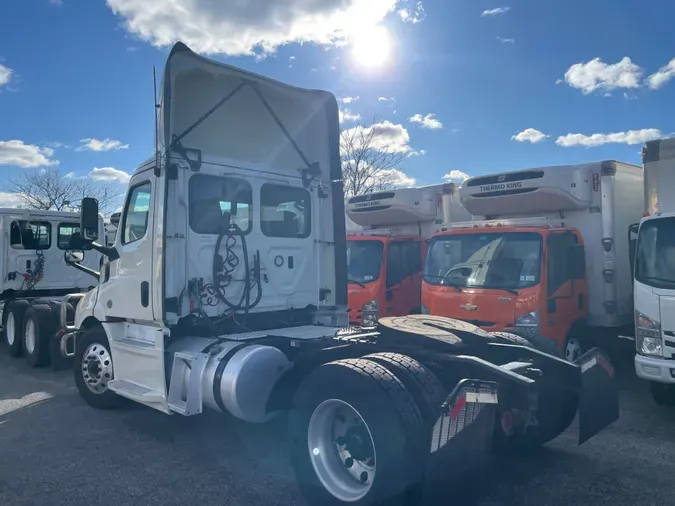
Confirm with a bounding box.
[2,347,675,506]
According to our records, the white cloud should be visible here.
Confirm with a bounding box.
[48,0,63,5]
[339,108,361,123]
[563,57,643,95]
[378,96,395,102]
[0,140,59,168]
[398,1,426,23]
[77,138,129,152]
[511,128,549,144]
[0,64,13,87]
[497,37,515,44]
[0,192,25,208]
[340,96,359,104]
[88,167,132,183]
[106,0,404,57]
[482,7,510,17]
[341,121,416,154]
[555,129,662,147]
[409,113,443,129]
[443,170,470,183]
[647,58,675,90]
[381,168,416,187]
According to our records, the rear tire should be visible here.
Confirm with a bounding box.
[3,300,31,357]
[22,303,56,367]
[490,330,563,358]
[73,325,127,410]
[289,358,426,506]
[363,352,447,429]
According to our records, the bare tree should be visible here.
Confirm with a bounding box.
[3,168,124,216]
[340,120,411,196]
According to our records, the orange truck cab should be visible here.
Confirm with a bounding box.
[422,162,644,361]
[344,184,471,326]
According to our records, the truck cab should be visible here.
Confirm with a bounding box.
[633,137,675,404]
[345,185,470,325]
[423,162,643,361]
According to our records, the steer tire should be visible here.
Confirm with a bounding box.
[364,352,447,429]
[73,325,127,410]
[22,304,56,367]
[3,299,31,357]
[289,358,426,506]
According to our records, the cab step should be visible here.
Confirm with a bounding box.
[108,379,166,404]
[167,351,209,416]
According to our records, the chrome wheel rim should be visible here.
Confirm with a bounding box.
[6,312,15,346]
[565,337,582,362]
[82,343,113,394]
[307,399,376,502]
[25,318,36,354]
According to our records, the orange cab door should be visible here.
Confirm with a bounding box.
[383,240,420,316]
[543,232,585,345]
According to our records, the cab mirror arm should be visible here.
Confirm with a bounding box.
[68,262,101,280]
[90,242,120,261]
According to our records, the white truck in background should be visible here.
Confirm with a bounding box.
[345,184,471,325]
[632,137,675,405]
[57,41,618,506]
[0,209,104,368]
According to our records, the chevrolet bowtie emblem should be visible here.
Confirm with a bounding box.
[459,303,478,311]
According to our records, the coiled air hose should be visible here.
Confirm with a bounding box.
[212,221,262,318]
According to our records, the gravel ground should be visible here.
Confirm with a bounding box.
[2,344,675,506]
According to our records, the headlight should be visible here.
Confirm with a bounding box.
[362,299,379,326]
[636,311,662,357]
[515,310,539,328]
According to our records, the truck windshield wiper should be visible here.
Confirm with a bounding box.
[641,276,675,286]
[348,279,367,288]
[486,286,519,295]
[424,274,463,292]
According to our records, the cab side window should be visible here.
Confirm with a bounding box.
[386,241,420,288]
[122,182,152,245]
[547,232,579,296]
[10,221,51,250]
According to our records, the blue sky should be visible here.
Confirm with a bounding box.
[1,0,674,207]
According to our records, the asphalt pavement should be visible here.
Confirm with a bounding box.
[2,345,675,506]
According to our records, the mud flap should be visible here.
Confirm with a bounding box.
[425,379,498,489]
[576,347,618,445]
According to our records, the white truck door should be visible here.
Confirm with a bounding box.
[98,176,156,321]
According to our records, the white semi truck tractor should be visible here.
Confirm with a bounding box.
[0,208,104,368]
[633,137,675,405]
[59,41,619,505]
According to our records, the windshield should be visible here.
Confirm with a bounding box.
[424,232,542,290]
[347,240,384,284]
[635,217,675,288]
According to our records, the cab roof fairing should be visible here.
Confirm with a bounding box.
[153,41,341,185]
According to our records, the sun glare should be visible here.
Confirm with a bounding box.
[351,25,392,68]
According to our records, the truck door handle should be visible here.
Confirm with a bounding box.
[140,281,149,307]
[288,256,294,269]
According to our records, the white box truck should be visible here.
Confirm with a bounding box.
[56,41,618,506]
[0,208,104,368]
[422,161,644,361]
[633,137,675,405]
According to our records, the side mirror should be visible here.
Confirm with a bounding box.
[568,244,586,280]
[80,197,100,241]
[110,211,121,228]
[64,250,85,265]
